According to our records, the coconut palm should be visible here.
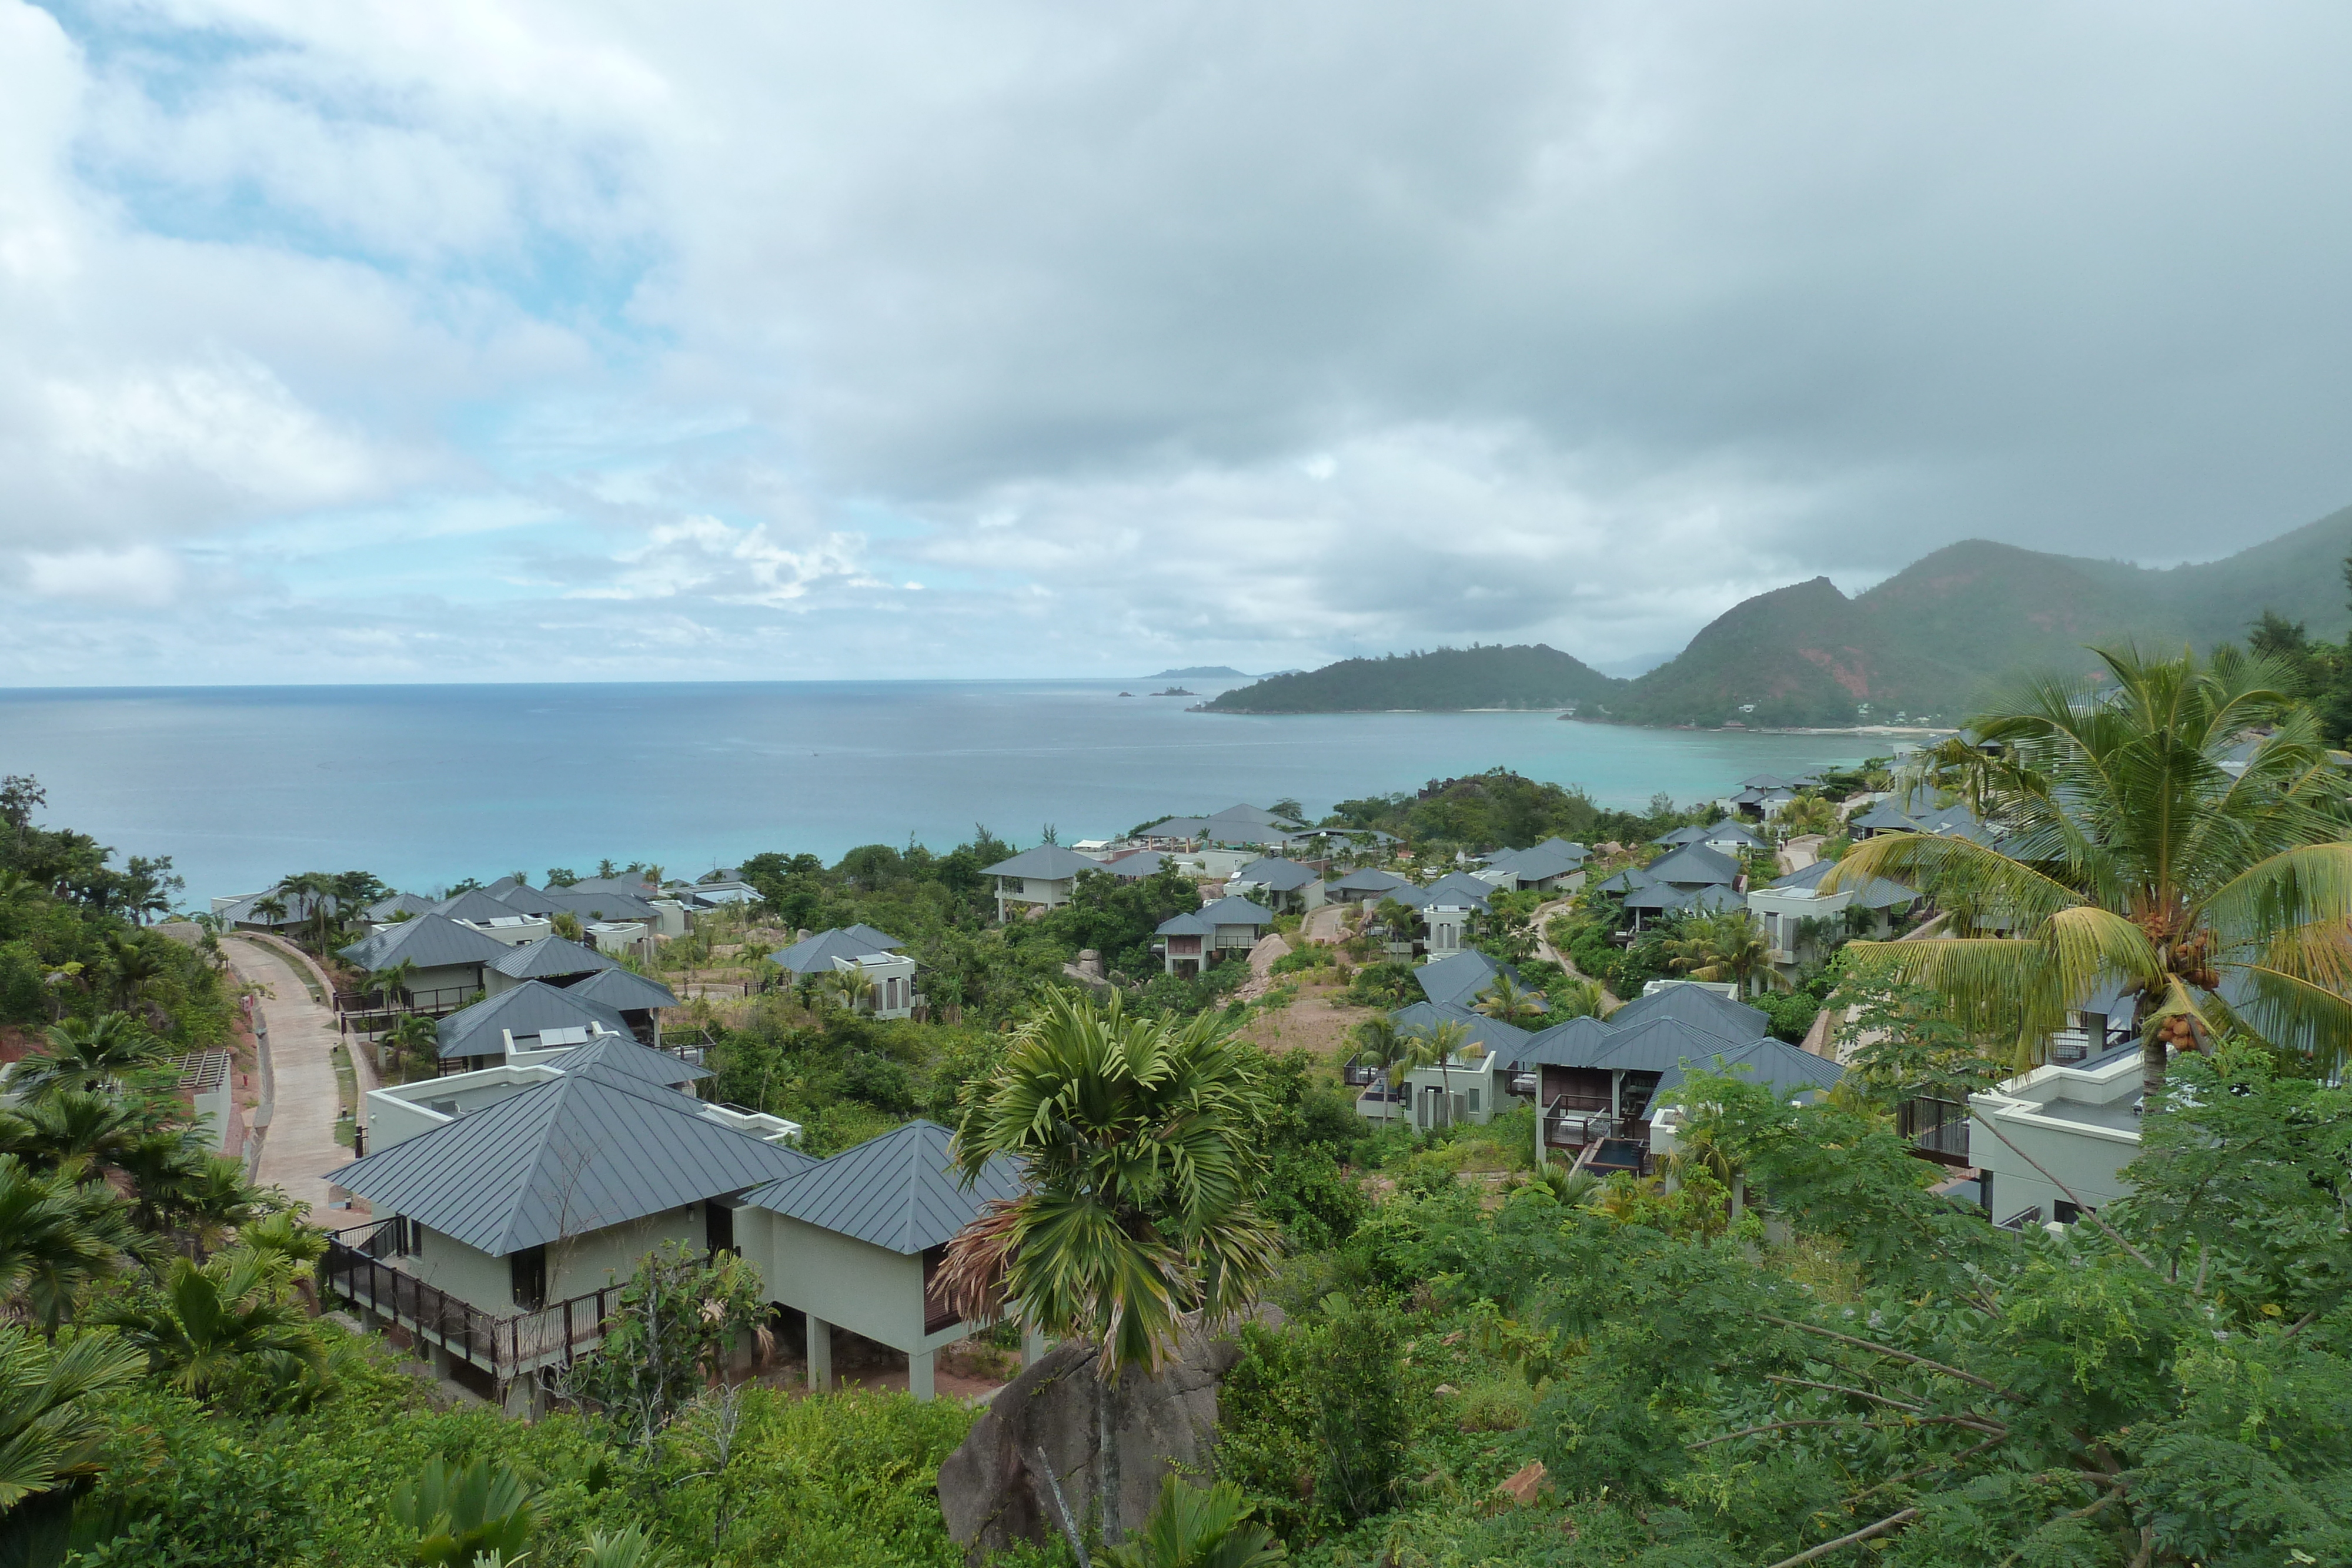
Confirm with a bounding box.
[386,1013,442,1079]
[0,1325,148,1516]
[0,1156,141,1332]
[1776,793,1840,839]
[101,939,169,1014]
[9,1014,171,1100]
[1664,913,1787,997]
[1406,1018,1475,1128]
[95,1249,328,1407]
[1349,1015,1416,1114]
[368,958,420,1012]
[940,989,1281,1544]
[1825,643,2352,1094]
[249,893,288,927]
[1474,972,1545,1026]
[551,911,585,942]
[820,968,876,1015]
[1549,977,1607,1021]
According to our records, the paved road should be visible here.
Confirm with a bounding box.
[223,936,356,1218]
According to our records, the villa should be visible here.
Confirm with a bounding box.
[1325,866,1413,906]
[1746,858,1921,975]
[980,844,1117,920]
[769,925,921,1019]
[1153,895,1275,977]
[1593,843,1746,929]
[1966,1041,2143,1229]
[340,914,514,1012]
[1475,838,1589,894]
[1225,857,1327,914]
[1406,871,1495,955]
[1357,1001,1535,1131]
[325,1073,1033,1413]
[1652,820,1769,857]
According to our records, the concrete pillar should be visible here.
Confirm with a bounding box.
[909,1348,935,1402]
[427,1342,455,1380]
[806,1313,833,1391]
[1023,1326,1048,1366]
[501,1375,538,1420]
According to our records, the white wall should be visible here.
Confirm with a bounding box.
[741,1209,927,1351]
[1969,1052,2142,1225]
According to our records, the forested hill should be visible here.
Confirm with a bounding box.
[1200,644,1625,713]
[1200,502,2352,726]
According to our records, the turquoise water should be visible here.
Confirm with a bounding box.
[0,682,1875,902]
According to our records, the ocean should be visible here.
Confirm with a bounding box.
[0,681,1879,903]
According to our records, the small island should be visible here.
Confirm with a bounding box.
[1150,686,1197,696]
[1145,666,1248,679]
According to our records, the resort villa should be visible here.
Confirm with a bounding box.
[1154,895,1276,977]
[769,925,922,1019]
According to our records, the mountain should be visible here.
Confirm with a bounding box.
[1147,666,1250,679]
[1196,502,2352,727]
[1615,503,2352,726]
[1202,644,1624,713]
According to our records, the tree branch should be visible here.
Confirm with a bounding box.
[1759,1314,2022,1401]
[1760,1509,1922,1568]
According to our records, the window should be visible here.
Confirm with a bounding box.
[1468,1088,1481,1115]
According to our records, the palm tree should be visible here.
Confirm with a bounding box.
[1474,973,1544,1026]
[1776,793,1840,839]
[95,1249,328,1406]
[1826,644,2352,1095]
[551,911,584,942]
[940,989,1281,1545]
[820,968,876,1015]
[249,893,289,928]
[1407,1018,1474,1129]
[279,872,338,952]
[0,1156,141,1332]
[0,1325,147,1519]
[1663,914,1785,997]
[10,1014,171,1100]
[102,939,169,1014]
[392,1457,537,1568]
[1549,977,1606,1020]
[1349,1016,1416,1117]
[386,1013,442,1080]
[369,958,420,1012]
[0,1092,152,1177]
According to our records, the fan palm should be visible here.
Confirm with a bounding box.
[0,1325,148,1513]
[0,1156,141,1332]
[392,1457,538,1567]
[1104,1474,1287,1568]
[96,1250,327,1407]
[9,1013,171,1100]
[1825,643,2352,1095]
[102,940,169,1014]
[940,988,1281,1544]
[0,1093,152,1178]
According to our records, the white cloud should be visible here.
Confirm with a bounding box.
[25,544,186,607]
[7,0,2352,683]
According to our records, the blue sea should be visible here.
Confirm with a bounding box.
[0,682,1879,904]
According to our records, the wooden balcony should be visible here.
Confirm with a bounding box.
[322,1221,620,1380]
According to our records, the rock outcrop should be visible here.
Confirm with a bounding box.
[937,1312,1275,1560]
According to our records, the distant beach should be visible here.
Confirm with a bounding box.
[0,681,1876,902]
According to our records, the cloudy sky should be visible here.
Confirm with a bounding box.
[7,1,2352,686]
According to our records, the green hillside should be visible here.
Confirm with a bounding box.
[1195,503,2352,727]
[1201,643,1625,713]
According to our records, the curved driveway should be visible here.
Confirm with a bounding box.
[222,936,359,1218]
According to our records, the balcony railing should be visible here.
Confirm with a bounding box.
[322,1221,622,1380]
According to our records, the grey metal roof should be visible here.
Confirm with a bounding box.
[1652,1035,1844,1099]
[741,1119,1025,1255]
[340,913,510,974]
[769,925,907,975]
[1098,851,1174,879]
[1508,1015,1620,1069]
[1643,844,1742,887]
[1231,858,1321,891]
[1591,866,1651,895]
[1486,844,1583,885]
[1414,951,1534,1010]
[1388,1001,1535,1057]
[365,892,435,921]
[1624,882,1748,915]
[538,887,659,921]
[489,934,619,981]
[550,1033,711,1086]
[1194,895,1275,927]
[1775,858,1918,908]
[328,1062,813,1256]
[1329,867,1412,894]
[435,888,531,923]
[1411,872,1495,910]
[1531,837,1591,862]
[566,966,680,1012]
[1848,800,1920,833]
[1606,983,1770,1043]
[437,981,633,1060]
[495,884,561,916]
[983,845,1115,880]
[1156,910,1215,937]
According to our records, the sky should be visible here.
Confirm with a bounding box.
[7,2,2352,687]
